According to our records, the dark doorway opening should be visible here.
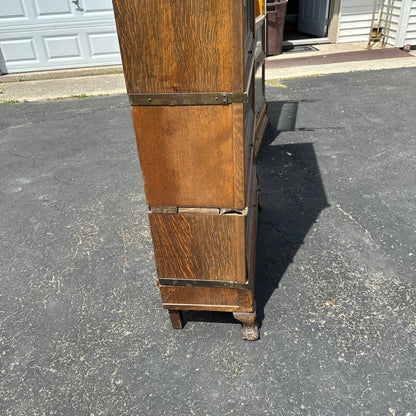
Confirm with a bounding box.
[284,0,331,44]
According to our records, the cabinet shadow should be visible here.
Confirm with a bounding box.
[180,100,329,330]
[255,100,330,326]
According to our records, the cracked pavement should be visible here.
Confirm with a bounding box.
[0,68,415,415]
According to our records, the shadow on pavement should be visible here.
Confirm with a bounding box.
[255,101,330,327]
[181,100,330,331]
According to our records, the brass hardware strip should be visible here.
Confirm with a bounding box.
[129,92,248,106]
[158,278,251,291]
[178,207,222,215]
[148,206,178,214]
[219,207,248,216]
[149,207,248,216]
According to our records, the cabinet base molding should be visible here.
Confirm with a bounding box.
[159,284,254,313]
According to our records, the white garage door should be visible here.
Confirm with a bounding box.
[0,0,121,73]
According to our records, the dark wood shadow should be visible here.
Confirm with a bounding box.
[255,101,330,326]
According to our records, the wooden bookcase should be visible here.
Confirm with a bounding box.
[112,0,268,340]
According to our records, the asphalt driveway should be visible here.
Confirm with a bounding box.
[1,68,415,415]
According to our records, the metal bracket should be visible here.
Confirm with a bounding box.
[129,92,248,106]
[158,278,251,291]
[149,206,248,216]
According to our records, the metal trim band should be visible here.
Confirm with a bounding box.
[158,278,251,291]
[149,207,248,216]
[129,92,248,106]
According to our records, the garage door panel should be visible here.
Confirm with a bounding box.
[43,35,82,60]
[0,37,38,63]
[0,0,117,26]
[34,0,73,17]
[0,0,32,24]
[88,32,120,57]
[83,0,114,14]
[0,0,26,18]
[0,26,121,72]
[0,0,121,73]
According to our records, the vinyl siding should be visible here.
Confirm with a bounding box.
[338,0,375,43]
[384,1,403,45]
[404,0,416,44]
[337,0,410,46]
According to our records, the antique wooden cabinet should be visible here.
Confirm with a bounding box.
[112,0,267,340]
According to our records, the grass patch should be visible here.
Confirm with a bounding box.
[267,81,288,88]
[69,93,88,99]
[49,93,111,101]
[0,99,19,104]
[51,93,87,100]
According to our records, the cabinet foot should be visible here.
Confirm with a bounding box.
[168,310,184,329]
[233,311,259,341]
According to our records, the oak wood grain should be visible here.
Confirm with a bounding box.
[231,1,244,93]
[112,0,244,94]
[149,212,246,282]
[159,286,254,312]
[131,105,240,208]
[112,0,264,333]
[255,0,265,16]
[232,104,245,208]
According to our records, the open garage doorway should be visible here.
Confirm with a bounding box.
[283,0,340,45]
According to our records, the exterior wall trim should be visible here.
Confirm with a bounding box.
[328,0,342,42]
[396,0,412,47]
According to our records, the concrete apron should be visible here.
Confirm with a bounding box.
[0,42,415,102]
[266,42,416,80]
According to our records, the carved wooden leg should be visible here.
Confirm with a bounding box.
[233,310,259,341]
[168,310,184,329]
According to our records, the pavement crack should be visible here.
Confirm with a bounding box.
[336,203,375,241]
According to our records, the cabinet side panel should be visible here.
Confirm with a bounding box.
[112,0,235,94]
[131,105,237,208]
[232,104,245,208]
[149,213,246,283]
[255,0,265,16]
[246,166,258,289]
[159,286,254,312]
[230,0,244,92]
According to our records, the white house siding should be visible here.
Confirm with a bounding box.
[338,0,376,43]
[404,0,416,44]
[384,0,403,46]
[338,0,416,46]
[0,0,121,74]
